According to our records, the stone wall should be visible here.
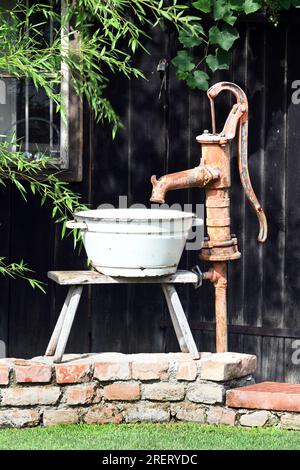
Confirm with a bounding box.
[0,352,299,430]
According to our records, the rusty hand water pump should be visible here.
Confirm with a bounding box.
[150,81,268,353]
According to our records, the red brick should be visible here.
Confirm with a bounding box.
[104,383,140,401]
[124,403,170,423]
[200,353,257,381]
[207,406,236,426]
[187,383,225,404]
[0,409,40,428]
[239,410,271,427]
[281,413,300,430]
[143,383,185,401]
[15,363,52,383]
[171,403,205,423]
[55,363,92,384]
[84,404,123,424]
[132,359,169,381]
[65,383,97,405]
[43,409,79,426]
[227,382,300,412]
[1,386,61,406]
[94,361,131,381]
[176,361,197,381]
[0,363,10,385]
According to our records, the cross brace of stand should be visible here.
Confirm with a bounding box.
[45,270,200,363]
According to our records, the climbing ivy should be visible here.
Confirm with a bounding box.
[171,0,300,91]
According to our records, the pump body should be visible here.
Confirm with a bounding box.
[150,81,268,352]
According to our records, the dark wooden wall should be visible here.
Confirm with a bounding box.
[1,13,300,383]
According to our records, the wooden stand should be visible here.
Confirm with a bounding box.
[45,270,200,363]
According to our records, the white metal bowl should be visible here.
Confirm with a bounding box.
[66,208,202,277]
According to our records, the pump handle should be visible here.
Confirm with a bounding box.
[207,82,268,243]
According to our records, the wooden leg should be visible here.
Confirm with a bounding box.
[162,284,199,360]
[45,286,75,356]
[53,286,83,363]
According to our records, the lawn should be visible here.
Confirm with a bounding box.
[0,423,299,450]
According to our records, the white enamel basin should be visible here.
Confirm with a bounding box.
[66,209,202,277]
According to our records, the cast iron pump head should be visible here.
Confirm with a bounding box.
[150,81,268,352]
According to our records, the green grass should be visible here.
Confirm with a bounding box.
[0,423,299,450]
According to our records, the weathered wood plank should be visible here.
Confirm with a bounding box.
[285,23,300,331]
[261,23,287,331]
[161,320,300,340]
[8,189,55,358]
[48,270,200,285]
[45,286,75,356]
[284,338,300,384]
[0,184,11,358]
[162,284,199,359]
[262,336,284,382]
[243,22,266,328]
[54,286,83,362]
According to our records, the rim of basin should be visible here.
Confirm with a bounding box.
[74,208,196,220]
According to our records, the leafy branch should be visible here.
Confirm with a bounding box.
[0,139,88,240]
[171,0,300,91]
[0,257,46,292]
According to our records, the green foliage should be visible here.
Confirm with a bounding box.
[206,49,231,72]
[0,139,87,238]
[209,24,240,51]
[193,0,213,13]
[170,0,299,91]
[186,70,210,90]
[0,257,45,292]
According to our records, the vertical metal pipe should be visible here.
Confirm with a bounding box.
[213,261,228,353]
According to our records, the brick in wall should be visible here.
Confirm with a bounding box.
[132,358,169,381]
[124,403,170,423]
[15,363,52,384]
[55,363,92,384]
[104,383,140,401]
[281,413,300,430]
[64,383,100,405]
[171,403,206,423]
[1,386,61,406]
[186,383,225,405]
[207,406,236,426]
[143,383,185,401]
[239,410,272,427]
[0,409,40,428]
[43,409,79,426]
[0,362,11,386]
[176,361,197,381]
[84,404,123,424]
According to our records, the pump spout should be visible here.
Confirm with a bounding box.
[150,165,220,204]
